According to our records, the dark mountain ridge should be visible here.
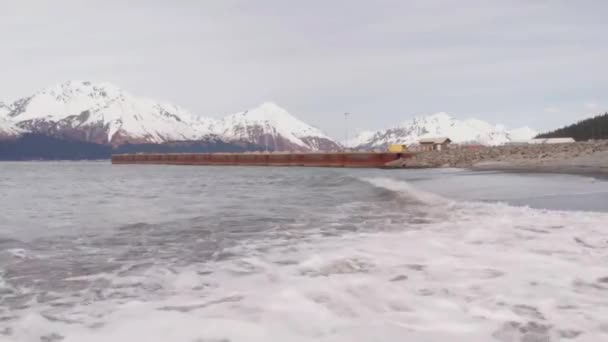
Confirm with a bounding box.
[0,134,264,161]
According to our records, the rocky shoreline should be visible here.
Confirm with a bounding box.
[402,141,608,177]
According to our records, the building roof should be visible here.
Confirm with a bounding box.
[528,137,575,144]
[419,137,452,144]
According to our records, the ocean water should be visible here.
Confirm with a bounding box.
[1,162,608,342]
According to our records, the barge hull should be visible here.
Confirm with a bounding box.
[111,152,412,168]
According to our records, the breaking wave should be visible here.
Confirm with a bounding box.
[358,177,451,205]
[2,167,608,342]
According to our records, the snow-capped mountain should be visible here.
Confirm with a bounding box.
[3,81,339,151]
[0,101,10,116]
[352,112,537,149]
[0,102,21,139]
[0,116,22,139]
[505,126,538,141]
[8,81,218,146]
[217,102,340,151]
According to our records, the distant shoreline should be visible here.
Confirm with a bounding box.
[406,141,608,179]
[3,141,608,181]
[470,161,608,180]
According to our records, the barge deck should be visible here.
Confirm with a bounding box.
[111,152,414,168]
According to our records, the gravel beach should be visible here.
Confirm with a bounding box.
[404,141,608,177]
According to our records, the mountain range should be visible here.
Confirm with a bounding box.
[0,81,339,152]
[350,112,537,149]
[0,81,538,159]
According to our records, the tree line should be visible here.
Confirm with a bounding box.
[536,112,608,141]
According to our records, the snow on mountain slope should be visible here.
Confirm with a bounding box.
[0,102,22,138]
[8,81,217,146]
[353,112,537,149]
[346,130,376,148]
[3,82,537,151]
[0,117,22,138]
[506,126,539,141]
[217,102,340,151]
[5,82,340,150]
[0,101,10,117]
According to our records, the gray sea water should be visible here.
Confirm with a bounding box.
[1,162,608,342]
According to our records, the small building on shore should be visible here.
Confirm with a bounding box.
[419,137,452,151]
[505,141,530,146]
[508,137,576,145]
[528,137,575,144]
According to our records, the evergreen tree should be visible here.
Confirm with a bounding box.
[536,113,608,141]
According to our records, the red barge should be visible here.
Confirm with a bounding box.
[111,151,413,168]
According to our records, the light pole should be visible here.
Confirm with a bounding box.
[344,112,350,151]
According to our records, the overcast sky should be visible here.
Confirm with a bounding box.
[1,0,607,139]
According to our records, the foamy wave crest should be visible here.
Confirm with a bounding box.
[4,172,608,341]
[359,177,451,205]
[6,202,608,342]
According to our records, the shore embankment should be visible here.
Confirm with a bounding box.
[404,141,608,177]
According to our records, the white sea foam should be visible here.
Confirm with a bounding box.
[359,177,451,205]
[3,176,608,341]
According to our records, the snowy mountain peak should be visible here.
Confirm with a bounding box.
[249,101,286,115]
[7,80,205,145]
[353,112,537,148]
[234,102,292,124]
[35,80,124,103]
[218,102,339,151]
[10,81,126,121]
[404,112,460,128]
[233,102,327,137]
[412,111,452,122]
[2,82,340,150]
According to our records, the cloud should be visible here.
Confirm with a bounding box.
[1,0,608,138]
